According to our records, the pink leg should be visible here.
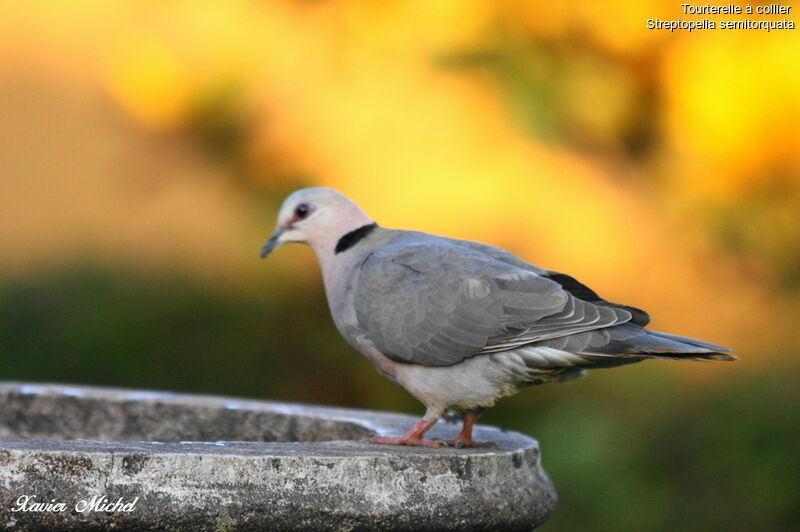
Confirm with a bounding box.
[370,418,441,448]
[443,411,495,448]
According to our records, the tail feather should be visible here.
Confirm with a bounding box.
[540,323,736,362]
[522,324,736,379]
[630,331,736,361]
[648,331,732,354]
[504,325,735,385]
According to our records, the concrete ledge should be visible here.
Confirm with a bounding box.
[0,382,557,531]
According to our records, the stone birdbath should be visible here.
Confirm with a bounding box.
[0,382,557,530]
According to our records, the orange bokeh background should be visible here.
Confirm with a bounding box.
[0,2,797,530]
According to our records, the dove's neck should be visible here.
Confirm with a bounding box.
[314,228,370,282]
[312,222,378,323]
[309,208,374,281]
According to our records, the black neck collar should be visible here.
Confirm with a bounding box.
[335,223,378,254]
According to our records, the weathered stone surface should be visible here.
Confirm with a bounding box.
[0,382,556,531]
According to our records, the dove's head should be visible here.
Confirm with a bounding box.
[260,187,374,259]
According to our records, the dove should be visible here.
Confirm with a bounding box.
[260,187,734,448]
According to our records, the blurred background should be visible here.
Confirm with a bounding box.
[0,1,797,530]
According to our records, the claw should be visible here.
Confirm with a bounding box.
[369,417,441,448]
[370,435,441,448]
[367,411,497,449]
[442,438,497,448]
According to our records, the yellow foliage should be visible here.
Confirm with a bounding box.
[0,0,798,358]
[664,30,800,199]
[105,35,192,129]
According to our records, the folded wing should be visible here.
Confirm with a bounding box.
[353,240,634,367]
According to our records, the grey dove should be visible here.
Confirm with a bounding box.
[260,187,734,447]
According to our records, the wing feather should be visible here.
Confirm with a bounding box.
[353,240,633,366]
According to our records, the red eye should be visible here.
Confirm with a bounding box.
[294,203,311,219]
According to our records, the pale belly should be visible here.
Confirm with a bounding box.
[393,355,525,415]
[356,337,588,417]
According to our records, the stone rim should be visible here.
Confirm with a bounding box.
[0,382,557,531]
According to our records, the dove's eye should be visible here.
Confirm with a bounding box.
[294,203,311,219]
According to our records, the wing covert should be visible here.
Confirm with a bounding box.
[353,241,632,366]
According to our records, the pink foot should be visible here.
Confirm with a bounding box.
[442,438,497,448]
[370,435,441,448]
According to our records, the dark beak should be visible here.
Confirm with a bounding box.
[260,228,286,259]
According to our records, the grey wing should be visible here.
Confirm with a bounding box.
[453,237,651,326]
[353,242,633,367]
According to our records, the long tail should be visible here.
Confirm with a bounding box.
[535,323,736,364]
[641,331,736,361]
[500,325,734,385]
